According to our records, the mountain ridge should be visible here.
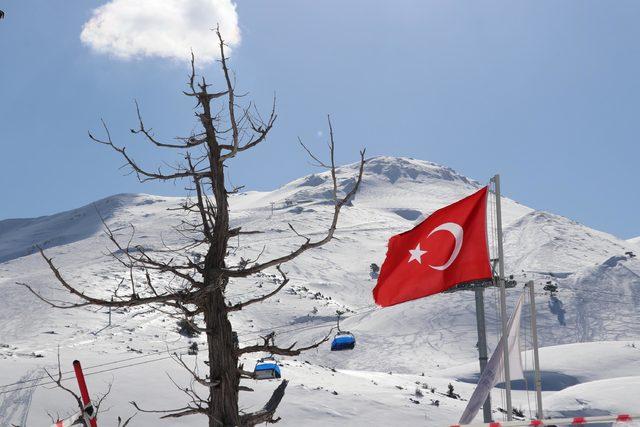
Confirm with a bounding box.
[0,155,639,425]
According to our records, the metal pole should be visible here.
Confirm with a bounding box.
[492,174,513,420]
[474,287,492,422]
[108,297,112,327]
[527,280,543,419]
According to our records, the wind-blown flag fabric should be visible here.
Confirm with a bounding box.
[373,187,492,307]
[459,292,526,424]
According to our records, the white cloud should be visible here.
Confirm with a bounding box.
[80,0,240,63]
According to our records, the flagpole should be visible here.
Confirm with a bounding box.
[474,287,492,422]
[492,174,513,420]
[73,360,97,427]
[526,280,543,419]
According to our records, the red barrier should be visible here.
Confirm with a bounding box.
[450,412,637,426]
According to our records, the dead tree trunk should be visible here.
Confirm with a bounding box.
[199,45,240,427]
[19,28,366,426]
[205,288,239,426]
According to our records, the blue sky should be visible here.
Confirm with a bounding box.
[0,1,638,238]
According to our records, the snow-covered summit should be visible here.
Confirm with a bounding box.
[259,156,480,209]
[350,156,479,186]
[294,156,478,187]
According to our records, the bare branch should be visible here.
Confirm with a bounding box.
[131,100,205,149]
[220,143,366,278]
[220,96,277,155]
[45,348,84,413]
[130,401,205,419]
[298,137,330,168]
[117,413,138,427]
[16,282,92,309]
[90,119,208,182]
[239,380,288,426]
[94,381,113,412]
[19,247,195,309]
[218,27,240,162]
[227,266,289,312]
[171,352,220,388]
[237,328,334,356]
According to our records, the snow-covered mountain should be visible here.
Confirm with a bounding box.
[0,156,638,426]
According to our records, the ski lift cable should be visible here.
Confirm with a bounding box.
[533,291,640,307]
[0,306,377,389]
[0,355,173,397]
[0,344,192,390]
[1,258,580,398]
[0,305,380,396]
[521,273,639,300]
[534,282,640,300]
[6,283,632,400]
[1,282,534,397]
[2,307,378,393]
[0,305,379,391]
[236,306,379,345]
[0,354,168,396]
[548,286,640,301]
[487,281,640,308]
[237,304,377,339]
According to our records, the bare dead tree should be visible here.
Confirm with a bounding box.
[18,28,366,427]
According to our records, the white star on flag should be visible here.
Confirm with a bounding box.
[408,243,427,264]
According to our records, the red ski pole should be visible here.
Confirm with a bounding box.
[73,360,98,427]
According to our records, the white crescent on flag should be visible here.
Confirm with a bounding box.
[427,222,463,271]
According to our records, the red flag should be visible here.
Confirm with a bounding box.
[373,187,492,307]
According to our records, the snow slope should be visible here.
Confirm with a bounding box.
[0,156,638,426]
[544,376,640,418]
[0,194,133,264]
[503,211,631,274]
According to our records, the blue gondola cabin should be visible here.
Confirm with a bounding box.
[331,331,356,351]
[254,358,282,380]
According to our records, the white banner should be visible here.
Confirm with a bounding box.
[496,292,524,384]
[459,292,525,424]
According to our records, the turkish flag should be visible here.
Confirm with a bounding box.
[373,187,492,307]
